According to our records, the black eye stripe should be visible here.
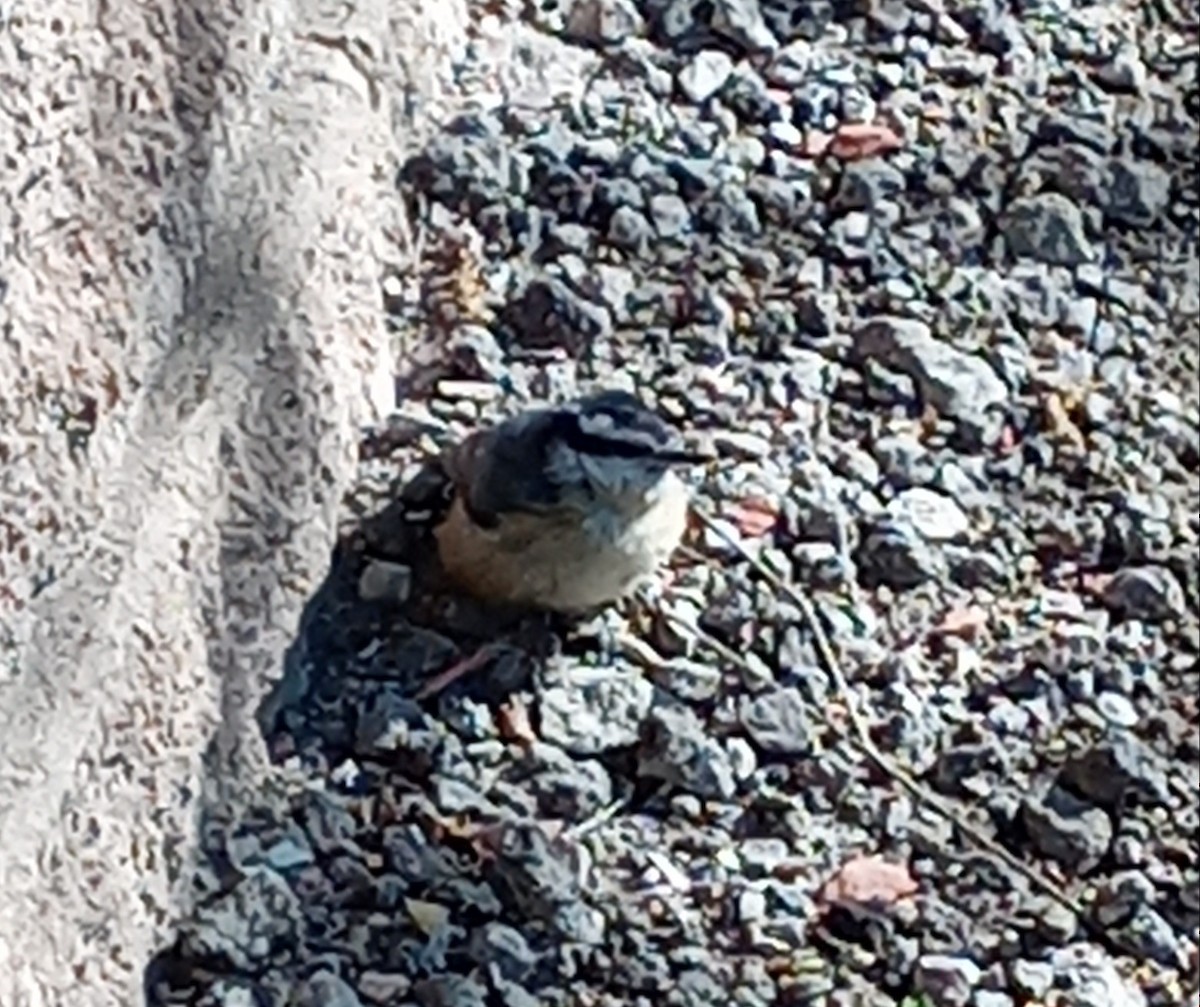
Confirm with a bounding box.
[565,426,665,458]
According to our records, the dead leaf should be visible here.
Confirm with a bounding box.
[917,402,939,439]
[728,496,780,538]
[930,605,988,641]
[818,854,918,910]
[431,813,480,842]
[1043,391,1086,449]
[498,697,536,747]
[800,130,833,158]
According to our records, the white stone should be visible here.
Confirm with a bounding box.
[887,487,970,541]
[677,50,735,104]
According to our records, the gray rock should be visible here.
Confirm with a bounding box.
[1035,900,1081,945]
[1112,905,1183,966]
[830,160,906,211]
[714,429,772,459]
[739,837,791,877]
[721,64,782,123]
[856,515,945,589]
[829,442,880,489]
[726,735,758,782]
[539,671,653,755]
[563,0,646,45]
[489,980,541,1007]
[696,183,763,235]
[853,316,1009,440]
[501,277,612,354]
[547,221,594,255]
[1093,692,1138,728]
[826,211,876,260]
[739,687,813,755]
[1093,870,1156,927]
[1008,958,1054,999]
[505,743,613,819]
[864,360,919,407]
[711,0,778,51]
[186,868,300,971]
[699,516,750,558]
[467,922,538,982]
[1102,565,1186,621]
[786,464,851,543]
[1047,943,1147,1007]
[404,123,524,211]
[488,821,581,923]
[766,118,803,147]
[439,695,495,741]
[1101,159,1171,226]
[638,702,737,799]
[261,832,315,871]
[793,541,853,588]
[795,290,840,339]
[592,263,638,321]
[1023,785,1113,872]
[678,50,735,103]
[873,434,933,489]
[649,192,693,238]
[939,195,986,244]
[597,175,643,212]
[672,965,730,1004]
[433,776,499,817]
[886,487,970,542]
[302,790,362,856]
[738,886,768,924]
[1110,490,1176,558]
[355,689,439,762]
[932,741,1009,799]
[203,981,262,1007]
[946,547,1008,589]
[657,0,776,51]
[357,559,413,603]
[291,971,363,1007]
[384,824,458,884]
[765,39,820,88]
[653,656,723,702]
[412,974,489,1007]
[608,203,655,251]
[1094,46,1146,91]
[914,953,982,1007]
[1001,193,1094,266]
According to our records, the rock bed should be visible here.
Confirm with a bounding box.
[149,1,1199,1005]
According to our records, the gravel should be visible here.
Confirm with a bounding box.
[147,0,1200,1003]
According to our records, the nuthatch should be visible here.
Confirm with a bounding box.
[434,391,710,613]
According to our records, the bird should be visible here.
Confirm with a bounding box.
[433,390,711,614]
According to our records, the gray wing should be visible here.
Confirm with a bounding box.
[443,408,570,528]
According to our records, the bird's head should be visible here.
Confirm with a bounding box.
[544,390,712,507]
